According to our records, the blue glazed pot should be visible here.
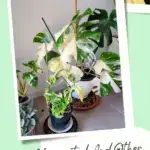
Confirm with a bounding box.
[50,105,72,131]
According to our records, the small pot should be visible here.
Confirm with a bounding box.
[72,69,100,99]
[19,96,33,107]
[50,105,72,131]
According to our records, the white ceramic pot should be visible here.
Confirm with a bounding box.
[72,77,100,99]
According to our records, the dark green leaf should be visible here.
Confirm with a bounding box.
[55,34,64,49]
[109,9,116,21]
[44,51,60,63]
[100,52,120,62]
[33,32,46,43]
[98,35,104,47]
[88,9,108,21]
[33,32,50,43]
[87,8,117,47]
[100,82,112,96]
[109,9,117,30]
[105,28,113,46]
[36,32,46,38]
[33,37,44,43]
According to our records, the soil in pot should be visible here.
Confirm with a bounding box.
[73,92,100,110]
[19,96,28,103]
[49,105,73,131]
[80,68,95,81]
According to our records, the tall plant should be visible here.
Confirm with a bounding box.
[33,7,121,97]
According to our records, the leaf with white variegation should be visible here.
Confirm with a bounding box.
[75,86,84,102]
[100,71,121,94]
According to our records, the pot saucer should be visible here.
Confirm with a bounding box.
[43,115,78,134]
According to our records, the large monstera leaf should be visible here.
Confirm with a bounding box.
[93,52,121,96]
[55,8,101,63]
[87,9,117,48]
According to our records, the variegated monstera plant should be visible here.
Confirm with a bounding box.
[33,8,121,97]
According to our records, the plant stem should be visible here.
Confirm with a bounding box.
[41,17,56,44]
[74,0,78,14]
[44,43,51,89]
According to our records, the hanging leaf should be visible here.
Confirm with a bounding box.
[33,32,50,43]
[44,51,60,63]
[100,51,120,62]
[22,72,38,88]
[55,25,71,49]
[100,71,121,94]
[100,82,112,96]
[22,60,42,73]
[100,52,120,71]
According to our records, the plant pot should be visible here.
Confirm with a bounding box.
[19,96,33,107]
[50,105,72,131]
[72,69,100,99]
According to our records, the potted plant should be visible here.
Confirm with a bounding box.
[33,8,100,97]
[33,7,121,109]
[44,71,84,132]
[16,60,42,105]
[53,8,121,100]
[19,104,37,136]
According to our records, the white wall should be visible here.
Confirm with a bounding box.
[11,0,114,96]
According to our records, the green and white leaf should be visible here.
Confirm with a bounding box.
[100,71,121,93]
[77,39,98,53]
[100,82,112,96]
